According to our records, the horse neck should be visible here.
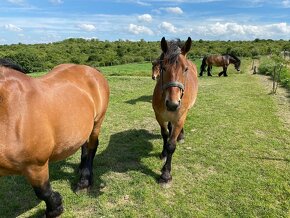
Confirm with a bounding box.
[228,56,237,64]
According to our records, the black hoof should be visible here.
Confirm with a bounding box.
[46,192,63,218]
[224,74,228,77]
[46,205,64,218]
[159,174,172,184]
[75,177,92,193]
[208,74,212,77]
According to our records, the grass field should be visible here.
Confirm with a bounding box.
[0,59,289,217]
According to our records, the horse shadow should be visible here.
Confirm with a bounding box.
[89,128,160,195]
[125,95,152,105]
[0,129,160,217]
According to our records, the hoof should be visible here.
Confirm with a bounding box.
[224,74,228,77]
[208,74,212,77]
[158,175,172,187]
[159,171,172,184]
[46,205,63,218]
[75,177,92,193]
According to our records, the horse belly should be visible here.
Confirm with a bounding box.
[49,95,95,162]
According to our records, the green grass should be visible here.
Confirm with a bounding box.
[0,60,289,217]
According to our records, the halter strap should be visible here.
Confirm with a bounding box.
[162,81,185,91]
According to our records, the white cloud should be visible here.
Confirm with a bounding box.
[77,24,96,31]
[159,21,177,33]
[50,0,64,4]
[138,14,152,23]
[163,7,183,14]
[4,24,23,32]
[282,0,290,7]
[7,0,24,4]
[136,1,151,6]
[197,22,290,39]
[128,24,154,35]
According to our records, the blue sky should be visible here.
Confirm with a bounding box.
[0,0,290,44]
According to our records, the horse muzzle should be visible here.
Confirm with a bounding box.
[166,99,181,111]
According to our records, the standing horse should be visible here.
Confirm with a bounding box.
[0,59,109,217]
[151,54,164,81]
[152,37,198,183]
[200,54,241,77]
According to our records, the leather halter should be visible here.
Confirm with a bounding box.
[159,61,186,99]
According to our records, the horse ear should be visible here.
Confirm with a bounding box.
[182,37,192,55]
[161,37,168,53]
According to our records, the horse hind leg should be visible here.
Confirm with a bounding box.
[25,163,63,217]
[76,118,104,191]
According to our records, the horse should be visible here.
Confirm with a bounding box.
[0,59,110,217]
[199,54,241,77]
[151,54,164,81]
[152,37,198,184]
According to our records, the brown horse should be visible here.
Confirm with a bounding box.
[152,37,198,183]
[151,54,164,80]
[0,59,109,217]
[200,54,241,77]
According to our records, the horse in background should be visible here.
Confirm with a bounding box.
[151,54,164,80]
[200,54,241,77]
[0,59,109,217]
[152,37,198,184]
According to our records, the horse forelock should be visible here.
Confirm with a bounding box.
[163,40,182,65]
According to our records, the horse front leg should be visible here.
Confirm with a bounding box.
[159,119,185,184]
[223,66,228,76]
[159,122,169,160]
[219,66,228,77]
[207,65,212,76]
[25,163,63,217]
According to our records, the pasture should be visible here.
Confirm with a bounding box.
[0,59,289,217]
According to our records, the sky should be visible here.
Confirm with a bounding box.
[0,0,290,44]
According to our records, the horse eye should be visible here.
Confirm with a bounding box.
[184,66,188,72]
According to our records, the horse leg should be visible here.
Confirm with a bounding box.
[223,67,228,76]
[159,122,169,160]
[160,117,185,183]
[25,163,63,217]
[78,143,88,173]
[207,66,212,76]
[177,128,184,143]
[199,67,204,76]
[76,119,103,191]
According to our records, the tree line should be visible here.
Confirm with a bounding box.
[0,38,289,73]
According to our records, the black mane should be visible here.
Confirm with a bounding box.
[0,58,27,74]
[228,54,240,63]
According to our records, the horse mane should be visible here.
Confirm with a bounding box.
[0,58,27,74]
[227,54,240,63]
[163,39,183,64]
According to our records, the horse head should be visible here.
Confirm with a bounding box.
[160,37,192,112]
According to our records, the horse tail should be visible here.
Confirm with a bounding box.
[200,56,207,76]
